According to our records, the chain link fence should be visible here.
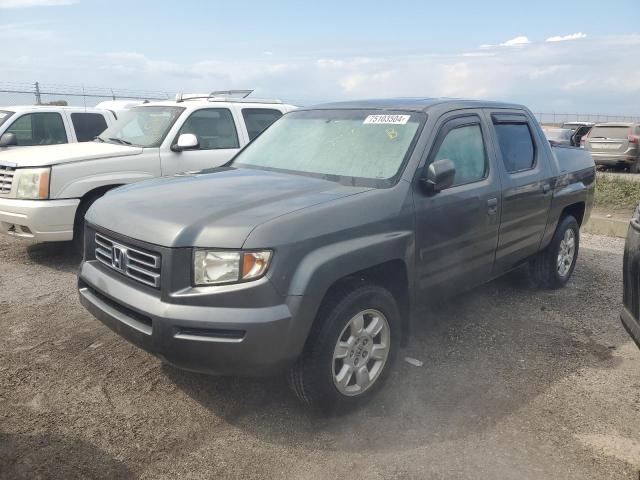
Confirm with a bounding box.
[534,112,640,126]
[2,82,639,124]
[0,81,173,107]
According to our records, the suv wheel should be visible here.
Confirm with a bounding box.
[631,160,640,174]
[287,284,399,410]
[529,215,579,289]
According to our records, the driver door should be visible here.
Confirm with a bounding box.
[160,107,242,175]
[413,111,501,304]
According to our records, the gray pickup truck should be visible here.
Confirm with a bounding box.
[78,99,595,410]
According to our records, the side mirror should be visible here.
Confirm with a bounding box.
[0,132,18,147]
[421,158,456,195]
[171,133,199,152]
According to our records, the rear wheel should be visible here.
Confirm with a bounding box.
[529,215,579,289]
[630,160,640,174]
[287,284,399,411]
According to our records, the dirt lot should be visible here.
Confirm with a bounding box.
[1,232,639,479]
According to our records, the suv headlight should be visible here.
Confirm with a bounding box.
[15,167,50,199]
[193,250,272,286]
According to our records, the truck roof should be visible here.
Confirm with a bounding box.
[304,98,527,113]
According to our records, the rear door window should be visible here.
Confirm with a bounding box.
[178,108,239,150]
[6,112,68,146]
[493,122,536,173]
[71,113,108,142]
[590,126,629,139]
[241,108,283,140]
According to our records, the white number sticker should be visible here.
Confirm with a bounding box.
[364,114,410,125]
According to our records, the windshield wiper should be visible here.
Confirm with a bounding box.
[94,136,105,142]
[108,137,132,146]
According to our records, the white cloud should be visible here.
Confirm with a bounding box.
[500,36,531,47]
[546,32,587,42]
[0,0,76,7]
[1,35,639,114]
[480,36,531,49]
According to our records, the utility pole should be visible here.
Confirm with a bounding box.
[34,81,42,105]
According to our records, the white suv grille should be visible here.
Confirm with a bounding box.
[95,233,161,288]
[0,165,15,195]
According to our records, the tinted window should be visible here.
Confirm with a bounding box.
[71,112,108,142]
[6,112,67,146]
[178,108,239,150]
[590,126,630,140]
[434,124,487,186]
[494,123,535,173]
[242,108,283,140]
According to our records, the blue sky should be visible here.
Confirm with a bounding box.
[1,0,639,113]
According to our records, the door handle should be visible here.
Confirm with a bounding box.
[487,197,498,215]
[542,183,551,194]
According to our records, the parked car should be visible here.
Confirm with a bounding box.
[584,122,640,171]
[0,105,117,149]
[541,126,573,146]
[0,92,295,246]
[561,121,594,147]
[77,98,595,409]
[621,203,640,349]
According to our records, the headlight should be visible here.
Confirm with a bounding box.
[194,250,272,286]
[15,167,50,199]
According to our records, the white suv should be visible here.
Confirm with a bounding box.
[0,105,118,148]
[0,92,296,245]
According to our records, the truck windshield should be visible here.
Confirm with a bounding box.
[232,109,424,187]
[97,106,184,148]
[0,110,14,128]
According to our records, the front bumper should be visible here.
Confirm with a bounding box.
[0,197,79,241]
[78,260,301,376]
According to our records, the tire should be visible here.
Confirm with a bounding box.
[287,283,400,411]
[631,160,640,174]
[72,195,101,254]
[529,215,579,289]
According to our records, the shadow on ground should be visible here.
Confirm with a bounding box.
[0,433,135,480]
[26,241,81,273]
[164,263,622,454]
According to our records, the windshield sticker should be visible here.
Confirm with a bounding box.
[364,114,410,125]
[386,128,398,140]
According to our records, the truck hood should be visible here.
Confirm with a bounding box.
[87,167,372,248]
[0,142,142,167]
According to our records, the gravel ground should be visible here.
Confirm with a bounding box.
[1,232,639,479]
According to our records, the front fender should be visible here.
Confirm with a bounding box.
[282,230,414,357]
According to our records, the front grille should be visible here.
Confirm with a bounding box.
[95,232,161,288]
[0,164,15,195]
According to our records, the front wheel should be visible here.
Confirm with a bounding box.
[287,284,400,411]
[529,215,579,289]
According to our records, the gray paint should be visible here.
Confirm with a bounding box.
[79,98,595,376]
